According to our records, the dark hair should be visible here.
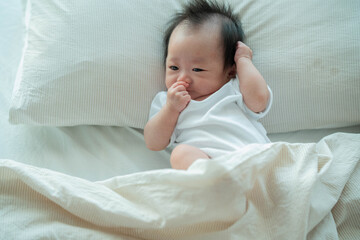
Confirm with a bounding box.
[163,0,245,69]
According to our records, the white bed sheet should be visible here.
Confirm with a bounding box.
[1,0,359,181]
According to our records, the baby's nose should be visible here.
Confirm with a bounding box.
[177,73,191,84]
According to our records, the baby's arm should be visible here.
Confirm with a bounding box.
[144,82,190,151]
[234,41,270,113]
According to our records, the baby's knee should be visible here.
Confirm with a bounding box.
[170,144,189,169]
[170,144,208,170]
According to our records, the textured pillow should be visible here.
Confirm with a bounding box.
[10,0,360,133]
[10,0,175,127]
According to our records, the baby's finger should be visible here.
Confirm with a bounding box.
[178,91,189,98]
[237,41,250,48]
[183,92,191,102]
[236,41,243,49]
[172,81,189,89]
[176,93,191,107]
[174,84,189,92]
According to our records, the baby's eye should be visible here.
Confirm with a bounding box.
[169,66,179,71]
[192,68,204,72]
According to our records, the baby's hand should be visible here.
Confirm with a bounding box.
[166,81,191,113]
[234,41,253,63]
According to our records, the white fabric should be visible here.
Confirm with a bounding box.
[149,79,273,158]
[8,0,360,133]
[1,133,360,239]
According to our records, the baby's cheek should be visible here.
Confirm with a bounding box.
[165,79,175,90]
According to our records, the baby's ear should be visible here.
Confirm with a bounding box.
[227,64,237,79]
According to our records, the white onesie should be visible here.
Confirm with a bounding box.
[149,78,273,158]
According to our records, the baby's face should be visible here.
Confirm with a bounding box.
[165,21,234,101]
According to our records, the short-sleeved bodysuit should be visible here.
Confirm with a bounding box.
[149,78,273,158]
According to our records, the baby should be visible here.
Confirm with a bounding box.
[144,0,272,170]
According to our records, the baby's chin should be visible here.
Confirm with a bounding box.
[192,93,212,101]
[187,91,197,100]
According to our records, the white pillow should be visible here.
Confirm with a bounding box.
[10,0,175,127]
[10,0,360,133]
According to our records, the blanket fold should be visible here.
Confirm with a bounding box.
[1,133,359,240]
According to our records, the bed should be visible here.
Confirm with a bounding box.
[1,0,359,239]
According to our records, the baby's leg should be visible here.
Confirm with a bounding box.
[170,144,209,170]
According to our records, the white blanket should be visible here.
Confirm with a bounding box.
[1,133,359,239]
